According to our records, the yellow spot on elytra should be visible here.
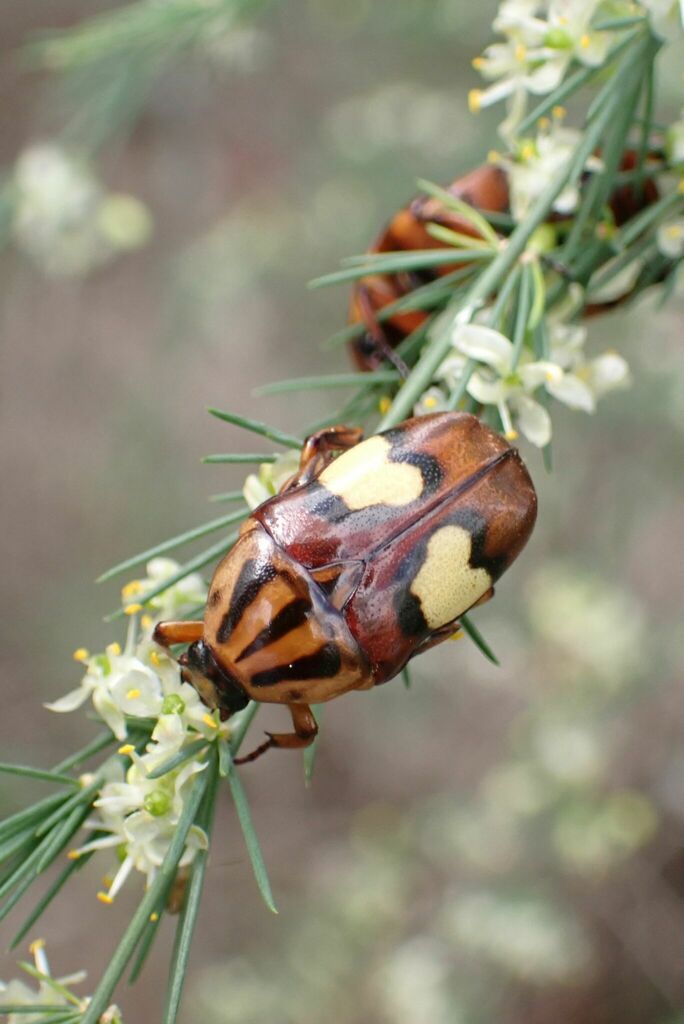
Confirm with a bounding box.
[118,744,135,755]
[202,713,219,730]
[552,105,566,120]
[124,603,143,616]
[149,650,161,667]
[505,429,519,441]
[410,526,491,630]
[121,580,143,598]
[126,689,141,700]
[29,938,46,955]
[67,849,81,860]
[150,912,159,922]
[72,647,89,662]
[97,892,114,905]
[468,89,482,114]
[378,396,392,414]
[319,435,423,511]
[107,642,122,656]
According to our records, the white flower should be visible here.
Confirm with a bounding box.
[656,218,684,259]
[243,449,301,510]
[453,323,560,446]
[45,642,163,740]
[639,0,684,39]
[499,124,602,222]
[547,322,631,409]
[414,386,449,417]
[666,112,684,166]
[11,142,149,277]
[129,557,207,622]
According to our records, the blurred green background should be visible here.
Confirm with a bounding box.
[1,2,684,1022]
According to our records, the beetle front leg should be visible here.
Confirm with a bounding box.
[286,426,364,489]
[233,703,318,765]
[152,620,204,650]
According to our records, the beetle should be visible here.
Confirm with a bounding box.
[153,412,537,764]
[350,152,661,371]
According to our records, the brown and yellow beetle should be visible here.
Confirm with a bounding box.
[154,412,537,763]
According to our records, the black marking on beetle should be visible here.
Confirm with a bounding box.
[447,506,508,581]
[235,597,311,663]
[307,484,353,524]
[216,558,277,644]
[207,587,223,608]
[396,590,429,638]
[250,642,342,688]
[390,447,444,496]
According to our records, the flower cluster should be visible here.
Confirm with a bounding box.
[470,1,683,143]
[413,318,629,447]
[46,558,227,901]
[10,143,151,277]
[0,939,122,1023]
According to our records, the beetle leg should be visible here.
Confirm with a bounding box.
[233,703,318,765]
[355,283,410,379]
[152,620,204,649]
[285,426,364,489]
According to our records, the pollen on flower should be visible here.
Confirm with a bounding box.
[472,56,485,69]
[150,912,159,922]
[149,650,162,667]
[552,105,566,120]
[107,642,122,657]
[423,395,439,410]
[514,43,526,62]
[665,224,683,239]
[378,396,392,414]
[67,848,81,859]
[538,116,550,131]
[202,713,219,730]
[468,89,482,114]
[118,743,135,756]
[580,34,591,49]
[450,631,464,641]
[72,647,89,662]
[97,891,114,905]
[505,429,519,441]
[29,938,46,955]
[121,580,143,598]
[487,149,502,164]
[126,689,142,700]
[141,614,154,631]
[124,603,143,616]
[520,141,536,162]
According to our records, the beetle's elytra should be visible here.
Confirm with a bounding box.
[350,153,660,372]
[154,413,537,763]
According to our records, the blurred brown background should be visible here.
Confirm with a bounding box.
[1,3,684,1022]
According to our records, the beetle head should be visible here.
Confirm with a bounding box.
[180,640,249,717]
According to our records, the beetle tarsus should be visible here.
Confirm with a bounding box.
[233,704,318,764]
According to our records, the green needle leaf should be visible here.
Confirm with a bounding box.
[207,489,247,504]
[416,178,501,246]
[98,507,247,583]
[0,763,80,787]
[303,706,323,786]
[310,249,492,288]
[460,613,499,666]
[226,764,278,914]
[255,371,399,396]
[207,408,302,449]
[146,739,209,780]
[201,453,277,464]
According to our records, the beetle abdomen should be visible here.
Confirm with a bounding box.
[204,523,372,705]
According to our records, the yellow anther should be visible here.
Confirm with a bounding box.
[487,149,502,164]
[678,179,684,194]
[580,34,591,49]
[558,14,568,24]
[505,429,519,441]
[124,603,143,616]
[97,891,114,905]
[378,396,392,414]
[149,650,162,667]
[121,580,143,598]
[107,642,122,657]
[67,849,81,860]
[520,142,536,162]
[423,395,439,410]
[72,647,89,663]
[468,89,482,114]
[202,713,219,730]
[515,43,526,62]
[665,224,683,238]
[471,56,485,70]
[141,614,153,631]
[126,689,142,700]
[449,630,464,641]
[150,912,159,922]
[118,743,135,755]
[552,105,566,120]
[29,938,46,955]
[538,116,550,131]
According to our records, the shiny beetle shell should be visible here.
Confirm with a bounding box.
[201,413,537,707]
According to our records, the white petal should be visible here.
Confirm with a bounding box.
[44,686,90,713]
[656,220,684,260]
[587,258,642,304]
[519,361,562,391]
[588,353,631,397]
[546,372,596,412]
[512,394,552,447]
[467,372,507,405]
[453,323,513,373]
[525,56,568,94]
